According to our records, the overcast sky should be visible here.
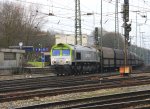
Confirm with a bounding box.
[2,0,150,48]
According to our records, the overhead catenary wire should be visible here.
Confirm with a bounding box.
[9,0,149,38]
[6,0,150,25]
[15,0,131,18]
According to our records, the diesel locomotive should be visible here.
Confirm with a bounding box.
[50,43,143,75]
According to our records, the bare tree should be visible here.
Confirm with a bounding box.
[102,32,124,49]
[91,28,124,49]
[0,1,47,47]
[0,2,24,47]
[22,5,48,46]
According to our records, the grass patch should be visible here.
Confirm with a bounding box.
[28,62,43,67]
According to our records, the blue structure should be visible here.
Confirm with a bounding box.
[9,46,34,52]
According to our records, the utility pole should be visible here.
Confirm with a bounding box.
[115,0,119,49]
[135,11,138,54]
[132,11,140,54]
[100,0,103,73]
[122,0,131,72]
[140,32,145,59]
[75,0,82,45]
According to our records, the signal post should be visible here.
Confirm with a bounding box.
[121,0,132,76]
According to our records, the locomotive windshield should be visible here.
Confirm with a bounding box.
[52,50,60,56]
[62,49,70,56]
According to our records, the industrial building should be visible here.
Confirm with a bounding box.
[0,48,25,74]
[55,34,88,46]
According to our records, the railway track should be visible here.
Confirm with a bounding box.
[0,74,102,93]
[0,76,150,103]
[15,90,150,109]
[0,70,149,93]
[0,74,149,94]
[0,70,149,91]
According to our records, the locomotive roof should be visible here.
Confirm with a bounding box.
[52,43,97,52]
[68,44,97,51]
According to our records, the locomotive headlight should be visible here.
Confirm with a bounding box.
[52,58,56,64]
[52,60,56,64]
[66,59,70,63]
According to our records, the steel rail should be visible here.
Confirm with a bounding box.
[14,90,150,109]
[1,77,150,103]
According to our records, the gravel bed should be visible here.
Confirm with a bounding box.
[0,84,150,109]
[0,73,55,81]
[0,70,149,81]
[123,104,150,109]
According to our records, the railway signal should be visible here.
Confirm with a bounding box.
[125,23,131,41]
[122,0,132,76]
[123,4,129,22]
[94,27,99,47]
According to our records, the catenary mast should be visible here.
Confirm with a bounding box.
[75,0,82,45]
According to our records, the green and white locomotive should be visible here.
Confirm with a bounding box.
[50,43,100,75]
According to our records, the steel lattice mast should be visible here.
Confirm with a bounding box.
[75,0,82,45]
[115,0,119,49]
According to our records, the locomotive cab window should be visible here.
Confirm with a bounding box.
[76,52,81,60]
[52,50,60,56]
[62,49,70,56]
